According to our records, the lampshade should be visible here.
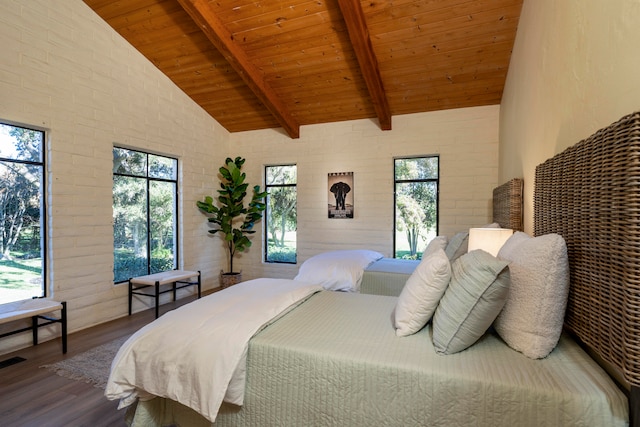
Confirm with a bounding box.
[467,228,513,257]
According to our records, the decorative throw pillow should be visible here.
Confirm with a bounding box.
[432,250,510,354]
[444,232,469,261]
[422,236,448,258]
[494,232,570,359]
[394,249,451,337]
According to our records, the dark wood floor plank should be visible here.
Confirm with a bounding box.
[0,291,214,427]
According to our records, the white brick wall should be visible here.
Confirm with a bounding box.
[229,105,500,280]
[0,0,226,354]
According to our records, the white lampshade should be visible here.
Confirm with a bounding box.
[467,228,513,257]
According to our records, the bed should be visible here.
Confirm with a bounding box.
[106,112,640,426]
[360,178,524,297]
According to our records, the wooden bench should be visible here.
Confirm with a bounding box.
[129,270,201,319]
[0,299,67,354]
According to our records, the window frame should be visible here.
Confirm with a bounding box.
[264,164,297,264]
[112,146,179,283]
[0,121,47,301]
[393,155,440,259]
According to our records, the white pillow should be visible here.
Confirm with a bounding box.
[294,250,383,292]
[432,250,510,354]
[394,249,451,337]
[494,232,570,359]
[422,236,448,258]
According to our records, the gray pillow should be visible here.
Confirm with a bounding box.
[432,250,510,355]
[444,232,469,261]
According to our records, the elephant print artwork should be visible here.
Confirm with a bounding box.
[328,172,354,218]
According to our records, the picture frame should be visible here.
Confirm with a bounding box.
[328,172,354,219]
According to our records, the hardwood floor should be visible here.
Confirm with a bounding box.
[0,291,213,427]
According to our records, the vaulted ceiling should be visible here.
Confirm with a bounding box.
[83,0,523,138]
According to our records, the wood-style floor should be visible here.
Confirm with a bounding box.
[0,291,213,427]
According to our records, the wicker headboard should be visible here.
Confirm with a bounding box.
[534,112,640,389]
[492,178,524,231]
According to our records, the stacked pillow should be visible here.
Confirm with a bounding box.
[394,244,511,354]
[443,223,500,262]
[393,229,571,359]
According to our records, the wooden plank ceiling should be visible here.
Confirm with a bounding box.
[83,0,523,139]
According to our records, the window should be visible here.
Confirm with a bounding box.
[264,165,297,263]
[112,147,178,283]
[394,156,439,260]
[0,122,45,304]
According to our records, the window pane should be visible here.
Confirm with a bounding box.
[113,175,148,282]
[0,161,44,302]
[266,165,296,185]
[149,154,177,180]
[265,165,297,264]
[394,156,439,260]
[113,147,147,176]
[0,123,43,162]
[395,181,438,259]
[395,157,438,180]
[149,181,177,273]
[113,147,178,283]
[266,186,297,263]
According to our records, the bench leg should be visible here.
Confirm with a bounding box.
[61,301,67,354]
[32,315,38,346]
[155,281,160,319]
[197,270,202,299]
[128,279,133,315]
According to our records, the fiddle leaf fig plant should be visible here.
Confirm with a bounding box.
[197,157,267,274]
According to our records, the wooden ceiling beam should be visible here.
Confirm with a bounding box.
[337,0,392,131]
[175,0,300,138]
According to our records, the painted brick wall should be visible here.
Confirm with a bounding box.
[0,0,226,354]
[228,105,500,280]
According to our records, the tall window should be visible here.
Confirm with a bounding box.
[394,156,439,260]
[265,165,297,263]
[112,147,178,283]
[0,123,45,304]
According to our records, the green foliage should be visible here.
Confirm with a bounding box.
[266,242,296,263]
[113,249,149,282]
[113,248,175,282]
[0,256,42,295]
[396,194,425,257]
[197,157,267,273]
[396,250,422,261]
[0,125,43,260]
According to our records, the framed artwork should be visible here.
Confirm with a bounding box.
[328,172,354,218]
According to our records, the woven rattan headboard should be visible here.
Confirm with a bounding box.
[492,178,523,231]
[534,112,640,390]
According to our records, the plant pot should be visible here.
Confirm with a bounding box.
[220,270,242,288]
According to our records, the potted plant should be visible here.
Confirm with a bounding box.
[197,157,267,287]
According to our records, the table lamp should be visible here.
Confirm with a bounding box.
[467,228,514,257]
